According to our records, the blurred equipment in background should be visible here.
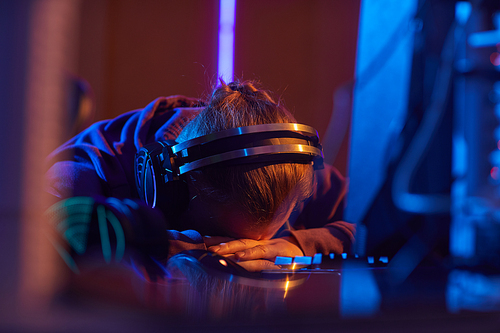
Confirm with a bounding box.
[451,0,500,268]
[347,0,500,275]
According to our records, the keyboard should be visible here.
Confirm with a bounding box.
[268,253,390,273]
[167,250,390,289]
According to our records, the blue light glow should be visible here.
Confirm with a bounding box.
[469,31,500,48]
[293,256,312,265]
[455,2,472,26]
[450,210,476,258]
[218,0,236,82]
[275,256,293,265]
[151,257,172,278]
[346,0,418,224]
[447,270,500,313]
[340,261,381,317]
[129,259,146,281]
[312,253,322,265]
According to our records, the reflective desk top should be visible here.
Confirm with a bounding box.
[39,250,500,332]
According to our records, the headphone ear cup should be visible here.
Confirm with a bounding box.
[135,142,190,218]
[142,157,156,206]
[135,143,164,206]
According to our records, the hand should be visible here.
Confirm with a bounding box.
[203,235,235,247]
[207,236,303,263]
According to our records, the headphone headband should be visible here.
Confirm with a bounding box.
[171,123,319,153]
[168,123,323,174]
[178,143,322,174]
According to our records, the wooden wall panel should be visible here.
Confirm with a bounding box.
[78,0,219,120]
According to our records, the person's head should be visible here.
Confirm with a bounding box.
[176,80,315,239]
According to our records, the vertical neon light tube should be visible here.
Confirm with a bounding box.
[218,0,236,83]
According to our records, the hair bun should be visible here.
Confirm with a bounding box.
[227,81,258,95]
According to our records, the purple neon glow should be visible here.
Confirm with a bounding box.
[218,0,236,83]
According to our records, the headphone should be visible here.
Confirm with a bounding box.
[134,123,324,218]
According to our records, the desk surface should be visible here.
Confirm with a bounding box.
[43,252,500,332]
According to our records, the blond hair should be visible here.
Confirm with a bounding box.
[178,80,314,226]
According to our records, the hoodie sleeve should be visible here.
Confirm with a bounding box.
[45,95,202,201]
